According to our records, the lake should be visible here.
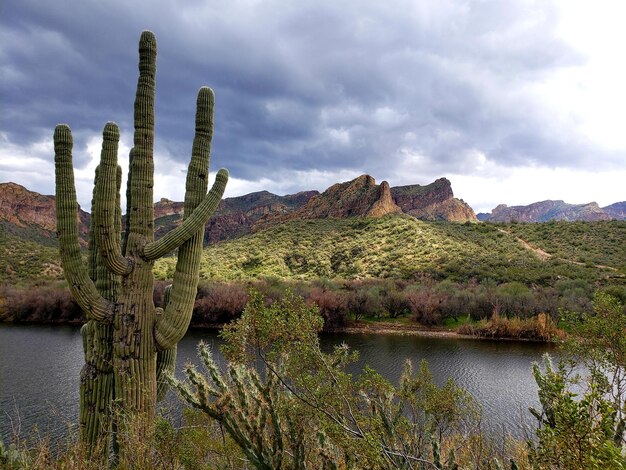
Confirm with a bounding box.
[0,323,555,444]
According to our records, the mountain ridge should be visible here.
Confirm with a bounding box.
[1,175,476,247]
[478,199,626,222]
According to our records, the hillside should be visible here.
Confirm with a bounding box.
[154,215,625,285]
[0,182,90,246]
[3,206,624,286]
[0,223,62,281]
[478,200,626,222]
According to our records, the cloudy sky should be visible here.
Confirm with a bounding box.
[1,0,625,213]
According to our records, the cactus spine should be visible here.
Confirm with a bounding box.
[53,31,228,454]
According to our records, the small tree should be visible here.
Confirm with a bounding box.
[171,290,481,468]
[529,292,626,469]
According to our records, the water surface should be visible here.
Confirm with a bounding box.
[0,324,554,443]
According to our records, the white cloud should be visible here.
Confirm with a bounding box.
[452,166,626,214]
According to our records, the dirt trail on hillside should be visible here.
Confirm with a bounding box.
[497,228,619,272]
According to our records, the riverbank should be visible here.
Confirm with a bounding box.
[1,277,563,342]
[189,317,559,343]
[0,315,560,343]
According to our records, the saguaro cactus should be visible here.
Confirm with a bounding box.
[53,30,228,453]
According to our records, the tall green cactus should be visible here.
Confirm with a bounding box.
[53,30,228,454]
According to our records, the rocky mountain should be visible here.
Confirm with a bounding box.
[0,175,478,250]
[256,175,401,228]
[255,175,476,229]
[155,190,319,243]
[477,200,626,222]
[391,178,476,222]
[0,182,90,246]
[604,202,626,220]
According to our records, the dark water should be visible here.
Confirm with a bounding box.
[0,324,554,443]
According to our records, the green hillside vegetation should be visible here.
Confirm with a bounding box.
[154,215,624,285]
[502,220,626,269]
[0,223,62,281]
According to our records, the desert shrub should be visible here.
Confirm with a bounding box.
[494,282,536,318]
[344,280,384,319]
[381,288,411,318]
[193,281,248,324]
[458,312,561,341]
[307,286,348,330]
[405,285,444,325]
[0,283,82,323]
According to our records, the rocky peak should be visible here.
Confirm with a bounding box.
[278,174,401,221]
[154,198,184,219]
[390,178,476,222]
[603,202,626,220]
[367,181,402,217]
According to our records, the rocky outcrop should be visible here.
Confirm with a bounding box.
[367,181,402,217]
[154,198,184,219]
[390,178,477,222]
[257,175,402,229]
[0,182,90,245]
[478,200,619,222]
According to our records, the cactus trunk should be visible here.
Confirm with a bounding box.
[54,31,228,459]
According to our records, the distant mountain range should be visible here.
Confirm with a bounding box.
[2,178,624,251]
[478,200,626,222]
[0,176,476,246]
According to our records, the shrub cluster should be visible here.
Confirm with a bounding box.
[2,277,620,332]
[0,282,83,323]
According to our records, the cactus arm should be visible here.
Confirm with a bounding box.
[122,148,134,256]
[156,285,176,401]
[153,88,224,350]
[127,31,156,241]
[88,167,99,282]
[94,122,133,276]
[54,124,113,322]
[142,169,228,260]
[116,164,123,242]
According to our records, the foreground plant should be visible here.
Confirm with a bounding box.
[529,293,626,469]
[170,290,522,469]
[54,30,228,457]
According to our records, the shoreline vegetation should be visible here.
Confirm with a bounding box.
[1,276,573,342]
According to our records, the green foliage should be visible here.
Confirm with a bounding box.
[529,357,626,469]
[529,292,626,469]
[153,217,625,286]
[0,438,27,468]
[171,290,501,469]
[0,223,62,281]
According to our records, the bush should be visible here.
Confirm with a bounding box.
[193,282,248,324]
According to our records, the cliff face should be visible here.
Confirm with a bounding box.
[479,200,620,222]
[0,182,90,245]
[390,178,477,222]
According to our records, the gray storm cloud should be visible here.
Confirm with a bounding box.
[0,0,615,204]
